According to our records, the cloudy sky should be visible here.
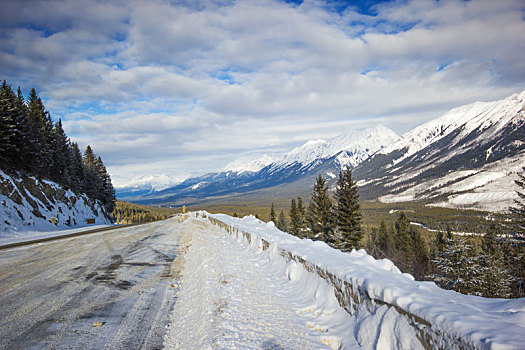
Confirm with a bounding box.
[1,0,524,186]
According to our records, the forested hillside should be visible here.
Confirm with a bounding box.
[0,80,115,212]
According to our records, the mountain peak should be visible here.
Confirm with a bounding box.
[117,174,178,191]
[272,125,400,170]
[379,90,525,164]
[225,154,275,173]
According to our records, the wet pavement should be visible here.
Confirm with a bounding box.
[0,217,182,350]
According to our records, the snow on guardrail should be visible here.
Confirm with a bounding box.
[202,212,525,350]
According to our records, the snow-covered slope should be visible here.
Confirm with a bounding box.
[379,90,525,165]
[355,90,525,212]
[271,125,399,171]
[224,154,275,173]
[0,170,111,237]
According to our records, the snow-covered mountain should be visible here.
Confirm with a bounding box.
[271,125,400,171]
[225,154,275,174]
[355,90,525,212]
[115,174,178,198]
[119,126,399,204]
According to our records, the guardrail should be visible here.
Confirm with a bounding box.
[203,213,477,350]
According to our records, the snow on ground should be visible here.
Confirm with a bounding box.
[0,170,111,239]
[164,215,355,349]
[207,213,525,350]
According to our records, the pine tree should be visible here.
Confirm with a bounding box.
[269,202,277,223]
[0,81,21,167]
[50,119,71,185]
[333,169,363,251]
[510,166,525,239]
[432,237,481,295]
[377,220,395,258]
[394,212,413,270]
[289,198,300,236]
[27,88,54,177]
[277,210,287,232]
[95,156,116,212]
[14,86,31,170]
[478,224,514,298]
[307,174,334,242]
[68,142,86,193]
[297,196,307,237]
[82,145,101,199]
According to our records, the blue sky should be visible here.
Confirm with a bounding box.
[1,0,524,185]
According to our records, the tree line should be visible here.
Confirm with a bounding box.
[269,167,525,299]
[0,80,115,212]
[112,201,180,224]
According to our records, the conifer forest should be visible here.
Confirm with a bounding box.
[0,80,115,212]
[274,170,525,299]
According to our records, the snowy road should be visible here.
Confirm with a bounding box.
[0,218,182,350]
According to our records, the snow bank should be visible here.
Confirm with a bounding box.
[0,170,111,239]
[204,212,525,350]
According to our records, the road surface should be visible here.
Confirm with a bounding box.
[0,218,182,350]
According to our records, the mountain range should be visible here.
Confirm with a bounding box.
[116,90,525,212]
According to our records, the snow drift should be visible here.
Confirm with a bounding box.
[203,212,525,350]
[0,170,111,238]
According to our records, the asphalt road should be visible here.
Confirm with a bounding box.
[0,217,182,350]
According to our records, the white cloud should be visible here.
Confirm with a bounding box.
[1,0,524,182]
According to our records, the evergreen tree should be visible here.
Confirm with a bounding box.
[269,202,277,223]
[68,142,86,193]
[82,145,101,199]
[411,226,430,280]
[394,212,414,270]
[27,88,55,176]
[333,169,363,251]
[277,210,287,232]
[289,198,300,236]
[510,166,525,239]
[50,119,71,185]
[14,86,31,170]
[307,174,334,242]
[478,224,514,298]
[432,237,481,295]
[0,81,21,167]
[297,196,307,236]
[95,156,116,212]
[377,220,395,258]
